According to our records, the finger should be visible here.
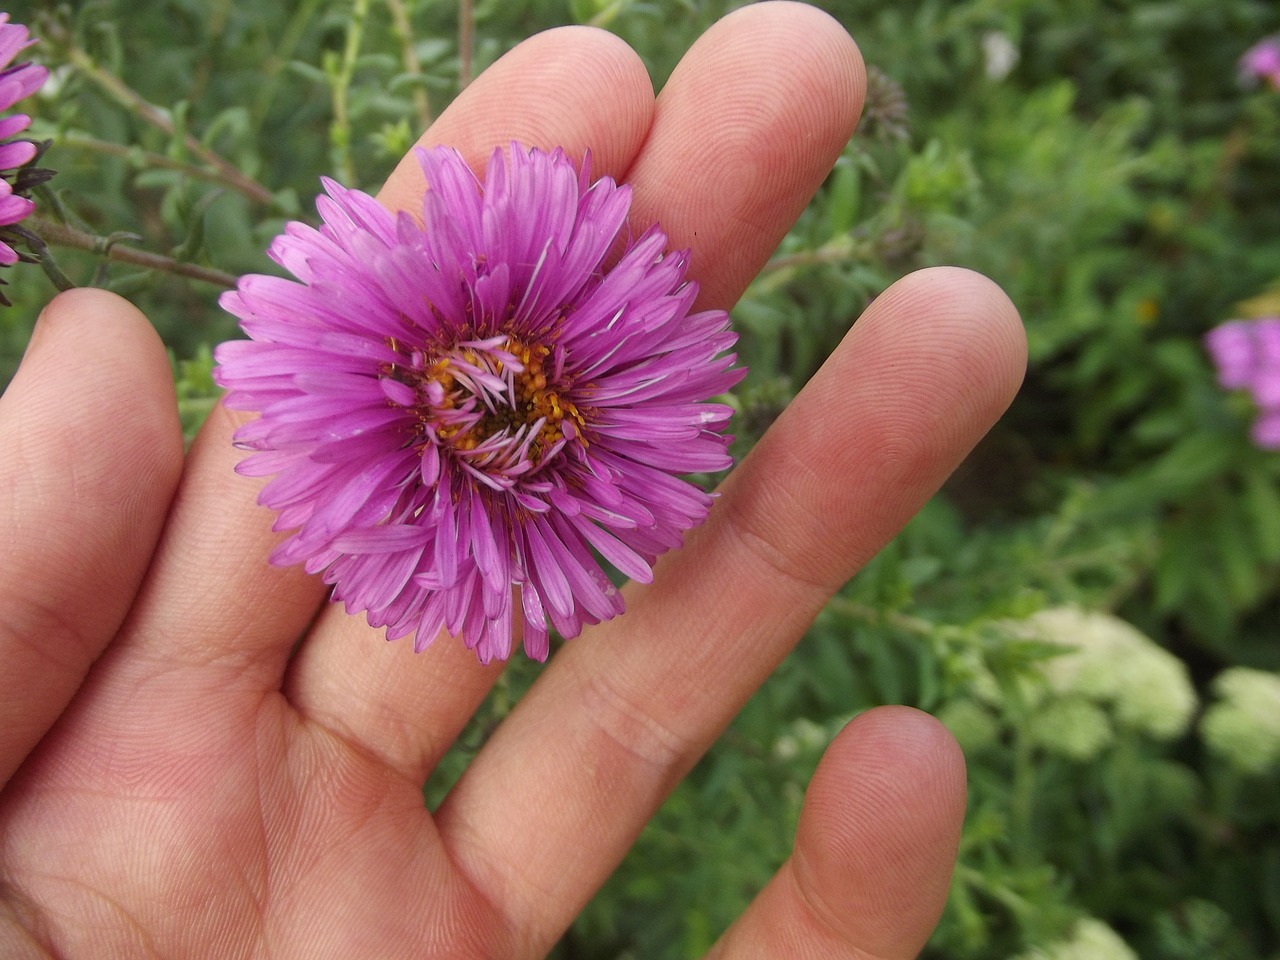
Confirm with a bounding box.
[377,26,655,212]
[0,289,182,786]
[707,708,967,960]
[624,0,866,310]
[281,25,658,780]
[98,400,327,681]
[110,26,654,700]
[437,266,1025,949]
[287,0,861,786]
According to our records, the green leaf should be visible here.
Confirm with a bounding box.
[826,161,862,237]
[1243,468,1280,563]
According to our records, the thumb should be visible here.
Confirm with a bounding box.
[708,706,967,959]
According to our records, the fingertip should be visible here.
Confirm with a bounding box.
[6,285,186,590]
[0,287,183,785]
[15,287,182,460]
[708,707,966,958]
[378,25,655,213]
[719,0,867,125]
[28,287,138,353]
[792,706,967,957]
[877,266,1028,404]
[799,707,968,853]
[806,266,1026,499]
[627,0,866,309]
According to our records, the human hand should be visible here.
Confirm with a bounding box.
[0,4,1025,958]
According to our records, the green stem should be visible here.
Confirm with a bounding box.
[751,237,868,297]
[387,0,432,130]
[760,245,865,275]
[331,0,372,188]
[250,0,328,135]
[55,131,266,200]
[588,0,633,29]
[826,596,938,636]
[459,0,474,89]
[61,44,276,208]
[1009,721,1038,867]
[29,217,239,289]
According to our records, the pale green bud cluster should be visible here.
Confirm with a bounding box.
[771,715,847,763]
[1026,698,1113,761]
[951,644,1005,707]
[936,698,1002,754]
[1200,667,1280,775]
[1016,607,1197,751]
[1012,917,1139,960]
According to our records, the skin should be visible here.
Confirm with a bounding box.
[0,4,1026,958]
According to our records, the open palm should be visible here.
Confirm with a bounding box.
[0,5,1025,958]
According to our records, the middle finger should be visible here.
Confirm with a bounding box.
[282,2,860,785]
[280,24,656,780]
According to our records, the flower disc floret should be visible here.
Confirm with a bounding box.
[215,144,744,663]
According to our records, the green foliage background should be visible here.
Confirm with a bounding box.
[3,0,1280,957]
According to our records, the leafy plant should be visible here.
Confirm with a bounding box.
[3,0,1279,957]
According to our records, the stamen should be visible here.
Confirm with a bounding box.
[383,333,587,482]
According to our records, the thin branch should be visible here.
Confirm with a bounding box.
[61,43,276,208]
[459,0,474,89]
[386,0,432,130]
[826,597,940,637]
[30,217,239,288]
[331,0,372,187]
[760,246,864,275]
[56,131,263,197]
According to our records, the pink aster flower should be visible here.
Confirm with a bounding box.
[215,144,744,663]
[1206,317,1280,450]
[1241,37,1280,89]
[0,177,33,265]
[0,12,47,269]
[0,13,45,171]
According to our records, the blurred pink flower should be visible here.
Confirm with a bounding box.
[1241,37,1280,89]
[0,178,33,265]
[1206,317,1280,450]
[0,13,45,170]
[0,12,47,268]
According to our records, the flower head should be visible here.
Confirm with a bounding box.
[1200,667,1280,776]
[1241,36,1280,89]
[1205,317,1280,448]
[1027,698,1113,761]
[981,30,1020,81]
[0,12,47,268]
[1014,918,1138,960]
[1015,606,1197,741]
[0,176,32,265]
[215,144,744,663]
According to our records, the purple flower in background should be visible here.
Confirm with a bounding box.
[0,178,32,265]
[0,12,47,267]
[215,144,744,663]
[1206,318,1280,449]
[1241,36,1280,89]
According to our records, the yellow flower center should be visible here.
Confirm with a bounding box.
[388,334,587,471]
